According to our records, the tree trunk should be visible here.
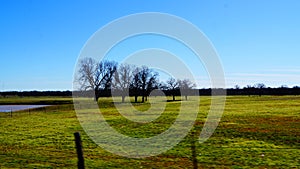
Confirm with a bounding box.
[94,90,99,102]
[191,131,198,169]
[185,95,188,100]
[135,95,138,103]
[121,95,125,103]
[173,95,175,101]
[141,89,146,103]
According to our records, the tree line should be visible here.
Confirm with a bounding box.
[1,57,299,98]
[0,91,72,97]
[76,57,196,102]
[1,87,300,98]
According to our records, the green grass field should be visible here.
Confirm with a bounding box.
[0,96,299,168]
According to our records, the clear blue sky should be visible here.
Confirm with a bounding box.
[1,0,300,91]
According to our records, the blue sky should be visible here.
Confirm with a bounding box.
[1,0,300,91]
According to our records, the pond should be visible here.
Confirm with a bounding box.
[0,105,50,112]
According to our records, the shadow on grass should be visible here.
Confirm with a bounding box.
[166,100,182,102]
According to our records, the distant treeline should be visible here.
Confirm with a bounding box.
[226,87,300,96]
[1,87,300,97]
[0,91,72,97]
[71,87,300,97]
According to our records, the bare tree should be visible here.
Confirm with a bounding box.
[178,79,196,100]
[234,85,240,89]
[166,77,179,101]
[77,58,95,88]
[129,66,159,103]
[245,85,252,89]
[131,67,141,103]
[254,83,266,97]
[244,85,253,97]
[138,66,159,103]
[77,57,97,98]
[254,83,266,89]
[113,63,134,102]
[145,71,159,101]
[77,57,117,101]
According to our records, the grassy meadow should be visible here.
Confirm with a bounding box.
[0,96,299,168]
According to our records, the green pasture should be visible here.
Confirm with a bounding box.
[0,96,299,168]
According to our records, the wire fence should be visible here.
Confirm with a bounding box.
[0,104,74,118]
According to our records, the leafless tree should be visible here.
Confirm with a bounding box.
[138,66,159,103]
[245,85,252,89]
[254,83,266,97]
[178,79,196,100]
[234,85,240,89]
[145,71,159,101]
[131,67,141,103]
[166,77,179,101]
[77,57,97,91]
[254,83,266,89]
[113,63,134,102]
[77,57,117,101]
[130,66,159,103]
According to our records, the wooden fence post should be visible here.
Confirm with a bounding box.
[74,132,85,169]
[191,131,198,169]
